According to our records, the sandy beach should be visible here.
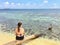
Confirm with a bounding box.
[0,31,15,45]
[0,31,60,45]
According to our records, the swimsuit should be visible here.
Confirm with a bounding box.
[16,34,24,40]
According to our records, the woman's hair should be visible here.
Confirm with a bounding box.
[17,22,22,32]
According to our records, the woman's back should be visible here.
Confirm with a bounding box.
[15,27,24,36]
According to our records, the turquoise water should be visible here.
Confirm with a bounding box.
[0,9,60,39]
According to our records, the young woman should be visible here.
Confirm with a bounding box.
[15,22,25,45]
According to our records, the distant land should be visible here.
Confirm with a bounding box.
[0,8,60,10]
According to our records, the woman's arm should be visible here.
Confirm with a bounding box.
[20,28,25,35]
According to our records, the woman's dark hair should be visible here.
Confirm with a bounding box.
[17,22,22,32]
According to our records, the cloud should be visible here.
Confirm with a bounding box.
[17,3,21,6]
[0,1,59,9]
[10,2,16,8]
[24,3,41,9]
[38,0,48,8]
[11,3,15,5]
[4,2,9,5]
[10,2,15,7]
[43,0,48,3]
[0,2,45,9]
[0,1,42,9]
[3,2,10,8]
[52,3,58,8]
[48,3,60,9]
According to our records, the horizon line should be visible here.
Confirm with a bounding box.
[0,8,60,10]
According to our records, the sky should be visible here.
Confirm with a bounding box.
[0,0,60,9]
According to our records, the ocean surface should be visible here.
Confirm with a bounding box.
[0,9,60,40]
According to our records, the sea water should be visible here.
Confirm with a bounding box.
[0,9,60,39]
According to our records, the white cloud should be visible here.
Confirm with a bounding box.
[11,2,15,5]
[43,0,48,3]
[0,2,41,9]
[10,2,16,8]
[38,0,48,8]
[24,3,40,9]
[25,3,31,6]
[3,2,10,8]
[17,3,20,6]
[4,2,9,5]
[0,1,60,9]
[49,3,60,9]
[0,1,48,9]
[52,3,58,8]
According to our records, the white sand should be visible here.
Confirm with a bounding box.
[0,31,15,45]
[0,31,60,45]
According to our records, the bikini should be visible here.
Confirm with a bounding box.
[16,34,24,40]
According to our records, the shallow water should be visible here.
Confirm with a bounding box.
[0,9,60,40]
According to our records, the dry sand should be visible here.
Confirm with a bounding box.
[0,31,60,45]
